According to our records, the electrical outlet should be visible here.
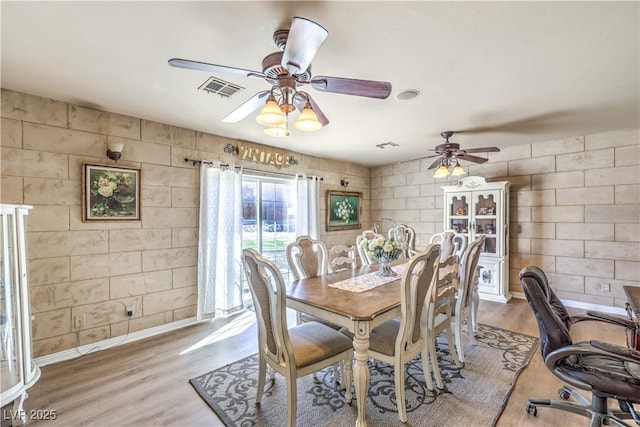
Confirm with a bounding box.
[74,314,84,329]
[601,283,611,292]
[126,306,134,317]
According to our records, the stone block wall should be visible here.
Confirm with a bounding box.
[0,89,371,357]
[371,130,640,308]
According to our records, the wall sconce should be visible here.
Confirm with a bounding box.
[107,142,124,162]
[340,178,349,189]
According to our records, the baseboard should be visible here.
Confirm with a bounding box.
[510,291,627,316]
[35,317,201,367]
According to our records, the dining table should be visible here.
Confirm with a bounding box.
[286,260,406,427]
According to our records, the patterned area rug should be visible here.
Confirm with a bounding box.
[190,324,538,426]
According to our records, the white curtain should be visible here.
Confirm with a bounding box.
[197,162,243,319]
[296,174,320,239]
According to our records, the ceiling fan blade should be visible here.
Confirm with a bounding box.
[281,17,328,75]
[168,58,265,80]
[222,90,269,123]
[463,147,501,153]
[456,153,489,164]
[293,93,330,126]
[310,76,392,99]
[427,157,443,170]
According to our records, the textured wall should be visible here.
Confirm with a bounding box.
[0,89,371,357]
[370,129,640,308]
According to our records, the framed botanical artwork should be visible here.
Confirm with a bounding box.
[326,191,362,231]
[82,163,141,221]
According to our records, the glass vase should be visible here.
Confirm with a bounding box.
[376,259,397,277]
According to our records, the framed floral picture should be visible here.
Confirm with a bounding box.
[82,163,141,221]
[326,191,362,231]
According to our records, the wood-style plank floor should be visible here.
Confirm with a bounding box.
[12,299,630,427]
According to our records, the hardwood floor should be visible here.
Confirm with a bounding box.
[12,299,629,427]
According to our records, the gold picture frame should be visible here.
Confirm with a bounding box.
[326,190,362,231]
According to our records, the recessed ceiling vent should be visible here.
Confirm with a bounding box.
[198,77,244,98]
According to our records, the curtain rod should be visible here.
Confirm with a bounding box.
[183,158,323,181]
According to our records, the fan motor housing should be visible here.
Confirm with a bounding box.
[435,143,461,153]
[262,51,312,82]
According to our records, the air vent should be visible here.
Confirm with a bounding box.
[198,77,244,98]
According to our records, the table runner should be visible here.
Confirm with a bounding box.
[329,264,407,293]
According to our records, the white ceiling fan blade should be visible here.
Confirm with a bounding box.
[281,17,328,75]
[222,90,269,123]
[168,58,265,80]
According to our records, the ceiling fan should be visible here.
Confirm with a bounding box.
[168,16,392,134]
[426,131,501,170]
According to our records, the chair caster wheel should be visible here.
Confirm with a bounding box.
[558,388,571,400]
[526,403,538,416]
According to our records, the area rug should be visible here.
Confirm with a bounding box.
[190,324,538,426]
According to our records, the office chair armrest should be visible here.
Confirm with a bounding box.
[546,341,640,368]
[590,340,640,361]
[571,311,636,329]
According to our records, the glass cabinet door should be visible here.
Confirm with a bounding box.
[446,193,470,234]
[1,211,23,396]
[472,190,500,255]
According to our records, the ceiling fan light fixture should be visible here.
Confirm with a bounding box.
[294,102,322,132]
[433,161,450,179]
[451,161,466,177]
[256,95,286,126]
[264,123,290,137]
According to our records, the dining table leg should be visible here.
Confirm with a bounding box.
[352,320,371,427]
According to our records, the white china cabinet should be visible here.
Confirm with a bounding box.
[441,176,511,302]
[1,205,40,426]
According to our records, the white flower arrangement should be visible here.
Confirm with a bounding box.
[361,236,402,262]
[334,198,355,223]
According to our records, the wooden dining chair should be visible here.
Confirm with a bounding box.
[241,249,354,427]
[388,224,416,258]
[342,244,440,422]
[286,235,330,280]
[426,252,463,389]
[452,234,486,362]
[329,244,357,272]
[356,229,384,265]
[286,236,343,382]
[429,229,468,262]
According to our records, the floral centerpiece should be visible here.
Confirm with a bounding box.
[361,236,403,277]
[334,198,355,223]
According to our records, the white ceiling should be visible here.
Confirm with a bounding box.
[2,1,638,167]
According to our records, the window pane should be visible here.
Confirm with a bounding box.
[240,176,297,306]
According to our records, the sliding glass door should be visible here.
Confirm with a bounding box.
[241,176,297,304]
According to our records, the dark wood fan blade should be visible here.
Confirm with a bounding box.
[310,76,392,99]
[222,91,269,123]
[281,17,328,75]
[293,94,329,126]
[456,153,489,164]
[463,147,501,153]
[168,58,265,79]
[427,157,443,169]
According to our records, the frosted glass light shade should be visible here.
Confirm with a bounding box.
[294,103,322,132]
[256,96,286,126]
[264,123,290,137]
[451,163,466,176]
[433,163,450,178]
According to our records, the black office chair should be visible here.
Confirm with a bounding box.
[520,266,640,426]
